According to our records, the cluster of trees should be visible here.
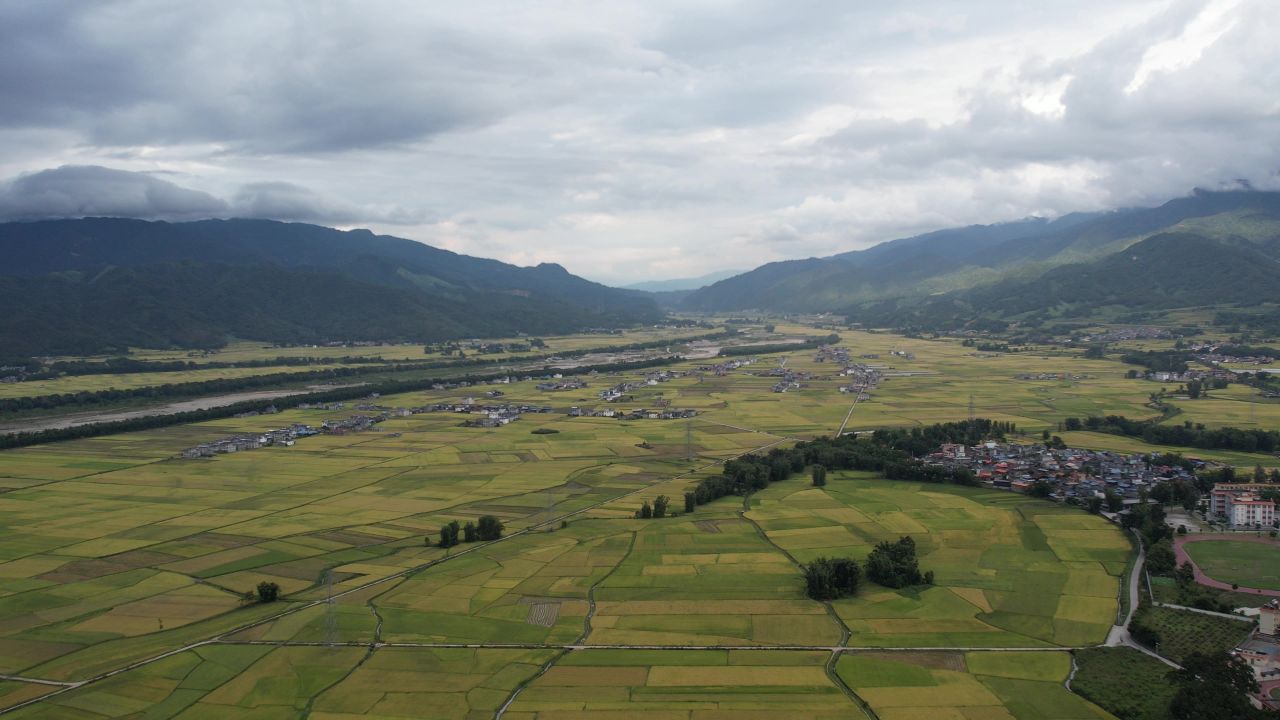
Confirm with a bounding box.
[865,536,932,588]
[716,334,840,357]
[1167,652,1272,720]
[801,557,861,600]
[1120,350,1192,373]
[681,420,1010,514]
[1061,415,1280,453]
[1123,502,1173,548]
[436,516,504,548]
[253,581,280,603]
[635,495,671,519]
[801,536,932,601]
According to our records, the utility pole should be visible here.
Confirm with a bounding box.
[323,569,336,647]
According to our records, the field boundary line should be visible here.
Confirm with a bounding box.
[0,436,795,715]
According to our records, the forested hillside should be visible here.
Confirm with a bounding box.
[0,218,663,354]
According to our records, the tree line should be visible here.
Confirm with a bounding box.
[436,515,505,548]
[1061,414,1280,453]
[715,334,841,357]
[681,419,1010,514]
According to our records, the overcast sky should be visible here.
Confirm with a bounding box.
[1,0,1277,285]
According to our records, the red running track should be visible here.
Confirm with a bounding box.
[1172,533,1280,596]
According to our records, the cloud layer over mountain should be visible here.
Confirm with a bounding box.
[0,0,1276,283]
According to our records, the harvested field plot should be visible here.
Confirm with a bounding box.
[506,648,860,719]
[837,651,1112,720]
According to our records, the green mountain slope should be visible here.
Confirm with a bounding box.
[679,190,1280,313]
[0,218,663,354]
[849,231,1280,331]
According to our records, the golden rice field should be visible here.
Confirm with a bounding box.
[2,326,1272,717]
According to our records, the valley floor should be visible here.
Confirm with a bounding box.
[0,326,1274,718]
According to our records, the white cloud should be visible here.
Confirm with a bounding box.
[0,0,1277,284]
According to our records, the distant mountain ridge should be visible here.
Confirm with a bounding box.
[679,190,1280,323]
[622,269,744,293]
[0,218,663,355]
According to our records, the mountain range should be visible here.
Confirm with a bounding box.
[0,218,662,356]
[677,189,1280,332]
[621,269,744,293]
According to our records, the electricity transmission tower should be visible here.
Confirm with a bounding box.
[323,569,337,646]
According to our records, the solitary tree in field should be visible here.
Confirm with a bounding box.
[463,521,478,543]
[256,581,280,603]
[637,500,652,519]
[812,465,827,487]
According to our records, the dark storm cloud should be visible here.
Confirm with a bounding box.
[0,166,227,221]
[0,2,519,153]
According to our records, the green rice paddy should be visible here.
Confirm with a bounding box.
[6,325,1272,717]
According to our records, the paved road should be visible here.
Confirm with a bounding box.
[1104,535,1181,669]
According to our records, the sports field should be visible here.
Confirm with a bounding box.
[5,324,1272,717]
[1183,539,1280,591]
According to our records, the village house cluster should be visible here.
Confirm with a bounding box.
[536,377,588,391]
[692,357,757,376]
[1074,327,1174,343]
[180,423,320,458]
[0,365,28,384]
[1210,483,1277,528]
[760,363,812,393]
[839,363,882,397]
[1188,343,1275,366]
[426,338,545,356]
[598,369,693,402]
[568,406,698,420]
[1142,367,1236,383]
[926,442,1200,503]
[408,399,554,428]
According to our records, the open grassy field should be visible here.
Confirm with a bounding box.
[4,325,1273,717]
[55,326,720,366]
[1183,540,1280,591]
